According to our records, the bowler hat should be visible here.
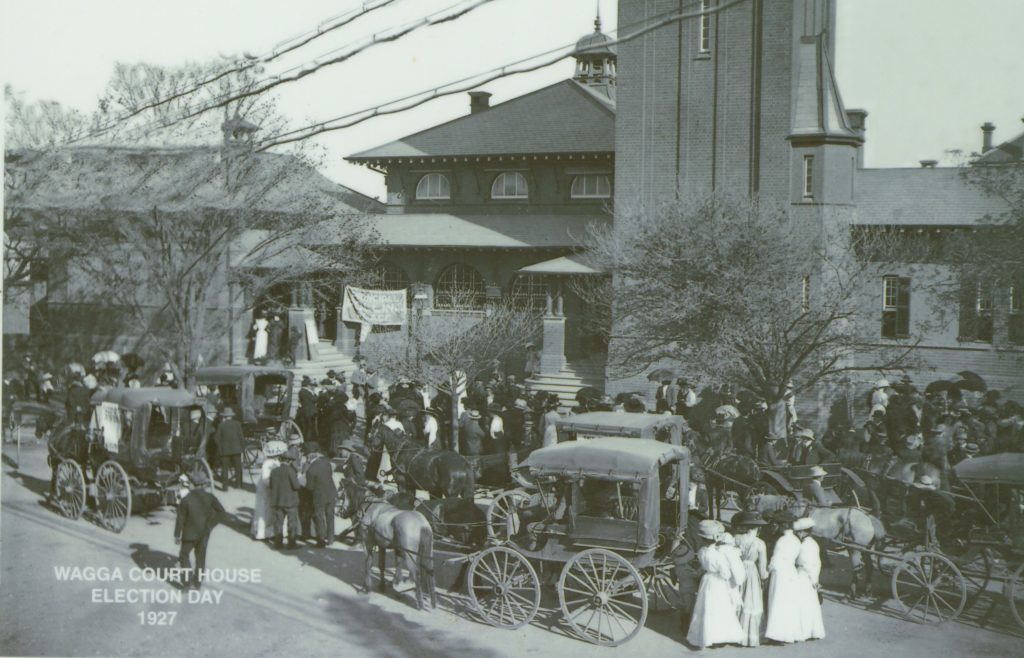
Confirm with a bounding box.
[795,428,816,441]
[220,407,235,418]
[731,511,768,528]
[468,409,481,419]
[963,443,980,455]
[912,474,938,490]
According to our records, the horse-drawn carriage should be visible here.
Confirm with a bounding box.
[194,365,302,467]
[464,437,690,646]
[48,388,214,533]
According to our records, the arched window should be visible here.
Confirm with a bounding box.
[368,262,411,306]
[491,172,529,199]
[415,173,450,200]
[571,174,612,199]
[508,274,547,312]
[434,263,485,310]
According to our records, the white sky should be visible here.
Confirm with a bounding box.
[2,0,1022,200]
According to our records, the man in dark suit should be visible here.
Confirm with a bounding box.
[297,377,318,444]
[213,408,244,490]
[302,445,338,547]
[270,453,304,549]
[459,409,486,457]
[174,472,225,589]
[789,428,836,466]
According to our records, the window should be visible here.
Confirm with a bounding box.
[881,276,911,339]
[699,0,713,54]
[803,155,814,198]
[368,262,411,306]
[415,173,450,200]
[434,263,485,310]
[491,172,528,199]
[958,278,993,343]
[508,274,548,312]
[1010,282,1024,345]
[801,275,811,312]
[570,174,612,199]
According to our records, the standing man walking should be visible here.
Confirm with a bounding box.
[303,445,337,547]
[174,472,225,590]
[214,408,243,491]
[270,452,304,549]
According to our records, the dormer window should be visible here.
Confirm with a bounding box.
[415,173,450,200]
[491,172,528,199]
[571,174,611,199]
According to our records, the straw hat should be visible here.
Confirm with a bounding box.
[875,379,890,389]
[807,465,827,478]
[795,428,816,441]
[264,440,287,458]
[793,517,815,531]
[912,474,938,491]
[697,519,724,541]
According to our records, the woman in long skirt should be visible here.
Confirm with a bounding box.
[732,511,769,647]
[717,531,746,616]
[687,520,745,649]
[251,314,270,363]
[765,513,804,643]
[794,517,826,640]
[251,441,285,540]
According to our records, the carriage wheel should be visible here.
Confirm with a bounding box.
[1009,562,1024,632]
[190,459,214,491]
[486,489,532,544]
[242,442,261,469]
[278,419,303,444]
[891,551,966,624]
[55,460,86,520]
[960,546,994,607]
[641,557,682,612]
[558,548,648,646]
[95,461,132,533]
[466,546,540,630]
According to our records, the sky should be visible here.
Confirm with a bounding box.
[2,0,1022,200]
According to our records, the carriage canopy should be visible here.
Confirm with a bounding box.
[88,388,206,468]
[555,412,685,446]
[89,387,201,411]
[954,453,1024,486]
[523,437,687,480]
[195,365,293,424]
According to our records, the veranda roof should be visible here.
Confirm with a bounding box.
[518,254,602,275]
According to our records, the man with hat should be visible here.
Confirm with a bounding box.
[949,437,980,465]
[297,376,319,444]
[459,408,486,457]
[789,427,835,466]
[269,448,305,549]
[213,407,244,490]
[502,398,528,459]
[365,405,400,483]
[759,433,788,467]
[796,465,831,508]
[301,443,337,547]
[910,474,954,548]
[863,406,891,456]
[174,471,225,589]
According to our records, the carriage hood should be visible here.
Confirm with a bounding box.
[522,438,687,480]
[89,387,200,411]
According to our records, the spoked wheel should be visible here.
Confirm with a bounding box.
[95,461,132,533]
[466,546,540,630]
[189,458,214,490]
[640,557,682,612]
[278,419,303,445]
[959,547,994,607]
[242,441,261,469]
[55,460,87,520]
[891,551,966,624]
[558,548,648,646]
[1009,562,1024,632]
[486,489,532,544]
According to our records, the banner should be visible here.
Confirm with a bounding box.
[341,286,408,341]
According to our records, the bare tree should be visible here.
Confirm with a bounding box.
[580,194,917,409]
[361,289,541,447]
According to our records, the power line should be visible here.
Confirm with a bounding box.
[63,0,401,144]
[255,0,747,151]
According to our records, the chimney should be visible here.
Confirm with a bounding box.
[846,109,868,168]
[919,160,938,169]
[981,122,995,153]
[469,91,492,114]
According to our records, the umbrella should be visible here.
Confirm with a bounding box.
[647,368,676,382]
[955,378,987,393]
[66,362,86,376]
[924,380,958,395]
[91,350,120,364]
[121,353,145,371]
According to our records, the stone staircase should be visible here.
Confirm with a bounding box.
[525,358,606,411]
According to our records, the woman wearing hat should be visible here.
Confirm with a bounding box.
[687,519,744,649]
[765,512,803,643]
[732,512,769,646]
[251,441,286,541]
[793,517,826,640]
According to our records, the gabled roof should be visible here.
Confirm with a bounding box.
[975,127,1024,164]
[519,253,602,275]
[853,168,1009,226]
[362,212,607,249]
[348,80,615,161]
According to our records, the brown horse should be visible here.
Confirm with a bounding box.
[358,491,437,611]
[381,430,475,499]
[749,494,886,599]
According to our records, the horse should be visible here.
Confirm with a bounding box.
[748,494,886,599]
[356,487,437,611]
[389,491,487,549]
[381,429,475,500]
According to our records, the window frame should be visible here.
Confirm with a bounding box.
[958,277,994,344]
[801,275,811,312]
[803,154,815,199]
[507,273,548,312]
[433,263,486,311]
[490,172,529,200]
[699,0,713,54]
[570,174,612,200]
[881,275,911,339]
[414,172,451,201]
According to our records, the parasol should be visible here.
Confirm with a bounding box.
[924,380,958,395]
[91,350,120,364]
[647,368,677,382]
[121,353,145,371]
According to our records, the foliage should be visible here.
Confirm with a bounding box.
[580,194,915,402]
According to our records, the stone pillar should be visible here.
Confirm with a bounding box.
[231,309,251,364]
[288,307,319,362]
[540,316,566,375]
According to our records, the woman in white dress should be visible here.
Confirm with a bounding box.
[687,520,745,649]
[794,517,827,640]
[251,440,285,540]
[765,513,804,643]
[717,531,746,616]
[732,511,769,647]
[251,314,270,363]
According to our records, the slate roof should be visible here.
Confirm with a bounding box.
[853,168,1009,226]
[359,212,608,249]
[348,80,615,160]
[975,128,1024,164]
